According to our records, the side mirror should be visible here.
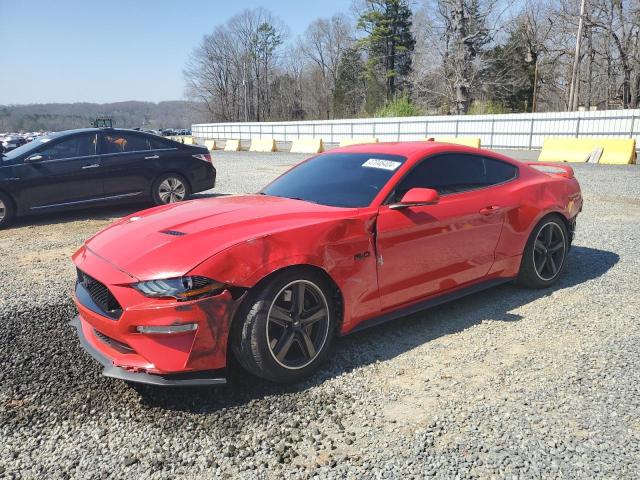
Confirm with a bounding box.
[390,188,439,210]
[25,154,44,163]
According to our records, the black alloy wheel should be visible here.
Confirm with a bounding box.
[232,268,336,383]
[518,215,569,288]
[533,221,567,281]
[266,280,330,370]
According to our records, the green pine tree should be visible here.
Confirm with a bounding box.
[333,47,366,118]
[484,20,537,112]
[357,0,415,105]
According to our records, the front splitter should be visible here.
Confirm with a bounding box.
[69,316,227,387]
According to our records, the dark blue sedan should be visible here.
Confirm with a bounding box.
[0,128,215,228]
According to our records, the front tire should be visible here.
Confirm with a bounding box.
[152,173,190,205]
[518,215,569,288]
[0,192,16,229]
[232,269,336,383]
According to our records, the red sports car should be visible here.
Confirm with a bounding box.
[71,142,582,386]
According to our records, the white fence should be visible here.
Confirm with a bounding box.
[193,109,640,150]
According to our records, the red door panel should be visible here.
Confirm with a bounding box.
[376,189,505,310]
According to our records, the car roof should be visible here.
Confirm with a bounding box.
[330,141,519,165]
[331,141,480,155]
[47,127,154,137]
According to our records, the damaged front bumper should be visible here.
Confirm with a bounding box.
[70,245,247,387]
[70,315,227,386]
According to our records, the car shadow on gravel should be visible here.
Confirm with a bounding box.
[134,245,619,413]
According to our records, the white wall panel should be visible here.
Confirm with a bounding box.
[192,109,640,150]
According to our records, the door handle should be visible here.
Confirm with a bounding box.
[81,164,100,169]
[479,205,501,215]
[145,154,160,159]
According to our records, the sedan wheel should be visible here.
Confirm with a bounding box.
[158,177,186,204]
[152,174,190,206]
[266,280,330,370]
[0,192,15,229]
[232,269,336,383]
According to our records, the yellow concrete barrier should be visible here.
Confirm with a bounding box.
[290,138,324,153]
[179,136,195,145]
[430,137,481,148]
[249,138,277,152]
[339,137,379,147]
[224,139,241,151]
[539,137,637,164]
[204,139,216,151]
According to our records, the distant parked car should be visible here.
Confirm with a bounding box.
[142,129,162,136]
[0,127,215,228]
[1,136,27,152]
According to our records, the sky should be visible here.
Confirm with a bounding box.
[0,0,352,105]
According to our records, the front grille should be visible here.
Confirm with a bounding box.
[77,269,123,319]
[94,329,134,353]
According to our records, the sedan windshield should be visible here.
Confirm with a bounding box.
[1,135,56,160]
[262,152,406,208]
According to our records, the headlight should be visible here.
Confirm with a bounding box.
[133,276,225,300]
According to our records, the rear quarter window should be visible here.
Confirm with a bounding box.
[484,157,518,184]
[149,137,178,150]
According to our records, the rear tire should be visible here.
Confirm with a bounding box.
[152,173,190,205]
[518,215,569,288]
[232,269,336,383]
[0,192,15,229]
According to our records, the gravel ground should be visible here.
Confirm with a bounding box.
[1,152,639,479]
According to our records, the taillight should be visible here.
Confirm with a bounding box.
[192,153,212,163]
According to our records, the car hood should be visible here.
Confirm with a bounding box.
[83,195,351,280]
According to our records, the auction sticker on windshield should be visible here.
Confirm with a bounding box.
[362,158,402,171]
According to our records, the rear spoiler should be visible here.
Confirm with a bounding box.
[527,162,574,179]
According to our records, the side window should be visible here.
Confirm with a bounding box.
[392,154,516,200]
[101,133,150,154]
[37,134,97,160]
[148,137,174,150]
[393,154,485,198]
[484,157,517,184]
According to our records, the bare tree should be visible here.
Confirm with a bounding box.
[587,0,640,108]
[299,15,353,118]
[183,0,640,123]
[184,8,287,122]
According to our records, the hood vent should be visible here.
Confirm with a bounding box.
[160,230,187,237]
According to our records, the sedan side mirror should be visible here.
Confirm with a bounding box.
[25,154,44,163]
[390,188,439,210]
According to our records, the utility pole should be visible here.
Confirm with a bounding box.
[532,57,540,113]
[243,60,248,122]
[568,0,586,111]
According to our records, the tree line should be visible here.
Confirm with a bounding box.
[0,101,207,133]
[184,0,640,122]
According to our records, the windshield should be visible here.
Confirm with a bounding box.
[1,135,55,160]
[262,152,407,208]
